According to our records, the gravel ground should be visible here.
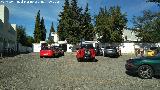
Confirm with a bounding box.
[0,52,160,90]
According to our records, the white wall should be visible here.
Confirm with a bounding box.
[120,43,135,54]
[67,44,73,52]
[33,43,41,52]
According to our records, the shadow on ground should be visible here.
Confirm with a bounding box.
[125,71,138,77]
[125,71,160,79]
[78,59,98,62]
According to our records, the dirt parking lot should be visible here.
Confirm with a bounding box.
[0,52,160,90]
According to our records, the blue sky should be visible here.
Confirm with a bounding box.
[0,0,159,38]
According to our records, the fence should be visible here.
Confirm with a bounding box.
[0,43,32,57]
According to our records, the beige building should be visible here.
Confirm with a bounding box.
[0,5,17,52]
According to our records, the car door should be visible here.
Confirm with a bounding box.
[148,56,160,74]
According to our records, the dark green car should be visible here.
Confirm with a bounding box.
[125,56,160,79]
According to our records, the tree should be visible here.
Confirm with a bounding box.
[47,22,55,45]
[50,22,55,32]
[26,36,34,47]
[40,17,46,41]
[17,25,34,47]
[133,10,160,42]
[67,0,83,44]
[57,0,83,44]
[57,0,70,41]
[34,10,41,43]
[95,6,127,43]
[16,25,27,46]
[81,3,94,41]
[147,0,160,3]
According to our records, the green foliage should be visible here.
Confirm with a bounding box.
[57,0,70,41]
[47,22,55,45]
[16,25,34,47]
[26,36,34,47]
[133,10,160,42]
[57,0,80,44]
[17,25,27,45]
[34,10,41,43]
[40,17,46,41]
[33,10,46,43]
[57,0,95,44]
[47,37,54,45]
[66,0,82,44]
[81,3,94,41]
[95,6,127,43]
[50,22,55,32]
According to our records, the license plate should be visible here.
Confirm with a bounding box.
[44,54,48,55]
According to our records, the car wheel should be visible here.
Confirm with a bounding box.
[77,58,81,62]
[40,56,43,58]
[93,58,96,62]
[138,65,153,79]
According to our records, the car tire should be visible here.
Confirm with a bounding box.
[40,56,43,58]
[77,58,81,62]
[93,58,96,62]
[138,65,153,79]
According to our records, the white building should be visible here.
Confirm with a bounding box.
[0,5,17,53]
[122,28,139,42]
[49,32,59,43]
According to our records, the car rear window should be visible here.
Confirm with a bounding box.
[150,47,158,50]
[105,46,116,49]
[81,44,94,49]
[41,47,50,50]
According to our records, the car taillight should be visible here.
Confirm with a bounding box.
[126,58,133,63]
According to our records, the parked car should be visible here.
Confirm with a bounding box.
[95,48,103,56]
[40,46,55,58]
[52,46,64,56]
[76,44,96,62]
[125,56,160,79]
[103,46,119,58]
[147,47,159,56]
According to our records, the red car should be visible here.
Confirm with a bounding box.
[76,44,96,62]
[40,46,55,58]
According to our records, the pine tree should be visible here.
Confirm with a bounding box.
[57,0,70,41]
[50,22,55,32]
[68,0,82,44]
[40,17,46,41]
[82,3,94,41]
[33,10,41,43]
[48,22,55,45]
